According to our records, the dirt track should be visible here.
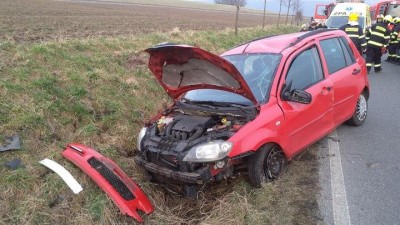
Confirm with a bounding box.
[0,0,285,42]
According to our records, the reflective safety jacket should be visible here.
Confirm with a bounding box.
[339,24,367,49]
[366,22,390,49]
[391,25,400,46]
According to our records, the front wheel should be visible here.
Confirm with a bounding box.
[346,92,368,126]
[247,144,287,187]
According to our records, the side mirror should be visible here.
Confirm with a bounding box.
[288,89,312,104]
[281,82,312,104]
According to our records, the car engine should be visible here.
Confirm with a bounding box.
[135,103,257,187]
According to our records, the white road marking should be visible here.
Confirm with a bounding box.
[328,130,351,225]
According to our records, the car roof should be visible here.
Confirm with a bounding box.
[221,29,343,56]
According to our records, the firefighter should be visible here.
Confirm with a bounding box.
[308,20,318,31]
[339,13,366,55]
[391,17,400,64]
[376,14,384,24]
[365,15,391,73]
[300,24,308,32]
[386,16,398,62]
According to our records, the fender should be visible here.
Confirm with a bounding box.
[228,100,285,158]
[62,143,154,223]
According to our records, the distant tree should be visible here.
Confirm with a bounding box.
[292,0,303,25]
[283,0,295,25]
[295,10,304,26]
[215,0,247,35]
[277,0,283,27]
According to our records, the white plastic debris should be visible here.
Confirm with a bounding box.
[39,158,83,194]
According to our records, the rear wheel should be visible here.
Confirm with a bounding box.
[247,144,287,187]
[346,92,368,126]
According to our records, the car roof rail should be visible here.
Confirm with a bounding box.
[289,28,337,47]
[225,34,279,53]
[227,28,337,54]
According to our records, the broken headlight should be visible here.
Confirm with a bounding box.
[183,140,233,162]
[137,127,147,151]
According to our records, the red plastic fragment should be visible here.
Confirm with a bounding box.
[62,143,154,222]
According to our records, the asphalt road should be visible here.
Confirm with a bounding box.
[319,59,400,225]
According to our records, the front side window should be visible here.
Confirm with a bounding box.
[285,46,324,91]
[339,36,356,65]
[320,38,348,74]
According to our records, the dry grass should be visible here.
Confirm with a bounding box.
[0,1,319,224]
[0,26,322,224]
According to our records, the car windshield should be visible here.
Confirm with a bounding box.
[326,16,365,30]
[183,53,281,105]
[388,4,400,16]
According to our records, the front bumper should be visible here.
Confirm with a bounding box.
[134,156,212,184]
[63,143,154,222]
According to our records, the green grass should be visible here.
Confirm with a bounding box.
[0,25,322,225]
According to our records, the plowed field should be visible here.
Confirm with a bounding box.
[0,0,283,42]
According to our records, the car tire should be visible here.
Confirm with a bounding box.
[247,143,286,188]
[346,92,368,126]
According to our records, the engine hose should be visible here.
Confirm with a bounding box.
[186,126,204,142]
[165,119,179,138]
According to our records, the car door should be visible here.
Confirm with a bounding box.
[319,36,363,125]
[278,45,334,157]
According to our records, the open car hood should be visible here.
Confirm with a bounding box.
[145,44,258,105]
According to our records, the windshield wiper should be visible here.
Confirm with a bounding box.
[182,99,253,109]
[179,98,219,109]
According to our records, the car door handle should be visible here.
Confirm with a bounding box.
[352,68,361,75]
[321,86,332,94]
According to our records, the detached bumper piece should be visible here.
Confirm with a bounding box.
[62,143,154,223]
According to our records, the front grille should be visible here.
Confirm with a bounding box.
[147,151,179,170]
[88,157,135,201]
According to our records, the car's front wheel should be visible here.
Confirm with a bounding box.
[346,92,368,126]
[247,144,287,187]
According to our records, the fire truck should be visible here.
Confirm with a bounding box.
[314,2,336,23]
[370,0,400,23]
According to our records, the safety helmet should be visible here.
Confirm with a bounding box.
[377,14,384,22]
[384,15,393,23]
[349,13,359,22]
[393,17,400,24]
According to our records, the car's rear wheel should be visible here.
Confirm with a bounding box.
[247,144,287,187]
[346,92,368,126]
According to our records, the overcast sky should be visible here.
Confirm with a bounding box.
[190,0,381,17]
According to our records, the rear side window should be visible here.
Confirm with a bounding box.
[339,36,356,65]
[320,38,348,74]
[285,46,324,91]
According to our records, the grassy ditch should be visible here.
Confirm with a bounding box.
[0,26,322,225]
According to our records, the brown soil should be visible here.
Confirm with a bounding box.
[0,0,285,43]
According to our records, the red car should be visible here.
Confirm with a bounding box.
[135,29,369,196]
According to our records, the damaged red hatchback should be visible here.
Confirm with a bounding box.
[134,29,369,196]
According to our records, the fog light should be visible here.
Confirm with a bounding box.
[215,160,225,169]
